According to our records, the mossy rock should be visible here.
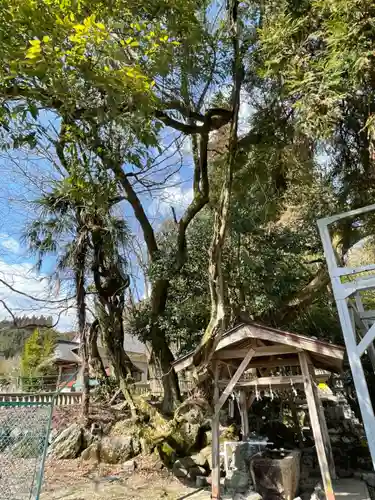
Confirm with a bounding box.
[156,442,176,466]
[110,419,139,437]
[220,424,238,443]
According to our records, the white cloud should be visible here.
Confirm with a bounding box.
[182,137,193,158]
[0,234,20,255]
[0,259,77,331]
[149,183,193,219]
[238,93,253,134]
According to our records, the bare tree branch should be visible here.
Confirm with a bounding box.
[0,298,74,329]
[0,277,73,303]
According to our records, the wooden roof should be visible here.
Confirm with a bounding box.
[173,322,345,373]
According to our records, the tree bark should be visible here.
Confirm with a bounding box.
[100,305,138,419]
[94,89,232,413]
[106,163,183,413]
[91,227,140,418]
[149,279,181,414]
[75,232,90,422]
[87,319,108,381]
[193,0,243,369]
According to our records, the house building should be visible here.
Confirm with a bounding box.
[54,332,148,391]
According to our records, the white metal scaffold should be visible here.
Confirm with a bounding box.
[318,203,375,470]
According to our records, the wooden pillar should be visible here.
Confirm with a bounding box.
[309,364,337,479]
[299,351,335,500]
[211,348,256,499]
[56,365,63,390]
[212,362,221,500]
[239,390,249,439]
[215,348,255,413]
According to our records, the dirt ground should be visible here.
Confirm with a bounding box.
[41,458,211,500]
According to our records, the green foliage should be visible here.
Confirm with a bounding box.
[4,0,375,378]
[20,328,57,389]
[260,0,375,137]
[0,0,205,148]
[21,329,42,377]
[0,316,53,358]
[127,214,212,355]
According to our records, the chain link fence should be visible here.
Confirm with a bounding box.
[0,401,53,500]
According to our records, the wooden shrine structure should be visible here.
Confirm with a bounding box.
[173,322,346,500]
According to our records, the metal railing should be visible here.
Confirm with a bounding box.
[0,392,82,406]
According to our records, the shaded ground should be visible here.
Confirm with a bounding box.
[41,458,211,500]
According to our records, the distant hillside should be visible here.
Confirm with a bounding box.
[0,316,61,358]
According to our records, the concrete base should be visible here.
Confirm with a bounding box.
[333,479,370,500]
[182,479,371,500]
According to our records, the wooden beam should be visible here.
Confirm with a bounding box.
[307,356,337,479]
[218,373,330,388]
[215,348,255,414]
[212,362,221,500]
[248,357,301,368]
[216,324,344,361]
[239,390,249,439]
[247,392,256,410]
[214,345,298,360]
[299,351,335,500]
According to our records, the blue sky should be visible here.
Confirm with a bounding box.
[0,94,253,332]
[0,126,195,331]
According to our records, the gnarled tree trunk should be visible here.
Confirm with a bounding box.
[91,227,140,419]
[75,218,90,422]
[193,0,243,370]
[87,319,108,381]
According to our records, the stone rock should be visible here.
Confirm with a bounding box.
[337,468,353,478]
[182,408,204,425]
[181,422,201,450]
[82,429,95,450]
[188,466,207,480]
[177,456,196,469]
[196,475,208,488]
[140,437,151,454]
[48,428,59,445]
[90,422,102,436]
[204,430,212,446]
[363,472,375,488]
[172,460,189,478]
[233,493,262,500]
[132,435,141,455]
[310,483,325,500]
[100,436,134,464]
[220,425,238,442]
[330,435,341,445]
[81,443,99,462]
[342,436,355,444]
[328,429,340,435]
[49,424,82,459]
[172,458,206,480]
[200,445,224,471]
[232,442,261,472]
[157,442,176,466]
[123,459,137,472]
[191,451,209,468]
[225,470,250,493]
